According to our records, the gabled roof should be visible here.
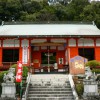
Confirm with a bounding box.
[0,24,100,37]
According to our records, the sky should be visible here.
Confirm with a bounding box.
[90,0,100,1]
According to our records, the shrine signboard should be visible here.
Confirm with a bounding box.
[16,61,23,82]
[69,56,88,75]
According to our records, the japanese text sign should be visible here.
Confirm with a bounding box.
[16,61,23,82]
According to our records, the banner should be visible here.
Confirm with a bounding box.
[16,61,23,82]
[22,47,28,64]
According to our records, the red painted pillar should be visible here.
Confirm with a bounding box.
[69,47,78,59]
[19,47,22,62]
[95,47,100,61]
[0,47,2,66]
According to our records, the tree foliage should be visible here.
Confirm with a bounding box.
[0,0,100,28]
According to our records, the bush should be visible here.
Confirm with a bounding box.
[0,65,28,97]
[96,75,100,81]
[10,64,28,97]
[22,66,28,78]
[10,64,28,78]
[0,71,8,95]
[10,64,17,68]
[85,60,100,68]
[0,71,8,83]
[92,69,100,73]
[10,64,17,69]
[75,83,84,97]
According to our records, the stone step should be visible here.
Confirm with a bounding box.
[27,97,74,100]
[30,74,68,77]
[27,74,74,100]
[29,85,71,88]
[30,77,69,80]
[30,79,69,81]
[28,91,72,94]
[30,78,69,80]
[30,80,69,82]
[30,82,70,85]
[30,84,70,87]
[29,85,70,87]
[29,88,72,91]
[30,81,70,85]
[30,75,69,81]
[28,94,73,97]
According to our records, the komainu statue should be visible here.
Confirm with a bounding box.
[3,68,15,83]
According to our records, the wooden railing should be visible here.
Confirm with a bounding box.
[32,64,69,73]
[0,62,17,71]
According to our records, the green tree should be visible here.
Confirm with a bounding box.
[0,0,100,29]
[36,6,58,21]
[80,4,96,21]
[23,1,42,14]
[91,2,100,29]
[70,0,89,20]
[55,5,67,21]
[80,2,100,28]
[0,0,21,21]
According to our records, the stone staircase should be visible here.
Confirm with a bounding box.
[26,74,75,100]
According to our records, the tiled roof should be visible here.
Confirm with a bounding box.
[0,24,100,37]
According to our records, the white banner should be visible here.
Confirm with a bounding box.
[22,47,28,64]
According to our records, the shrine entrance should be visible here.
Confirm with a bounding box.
[41,51,56,72]
[31,42,68,73]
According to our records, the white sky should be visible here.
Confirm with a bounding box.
[91,0,100,1]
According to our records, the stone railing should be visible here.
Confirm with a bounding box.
[68,74,79,100]
[22,72,31,100]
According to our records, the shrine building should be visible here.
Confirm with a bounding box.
[0,22,100,73]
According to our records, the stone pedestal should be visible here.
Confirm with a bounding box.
[1,82,16,98]
[83,79,99,96]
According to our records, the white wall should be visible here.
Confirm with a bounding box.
[96,38,100,46]
[68,38,76,46]
[78,38,94,46]
[3,39,19,47]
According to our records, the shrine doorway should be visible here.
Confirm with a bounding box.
[41,52,56,72]
[78,48,94,61]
